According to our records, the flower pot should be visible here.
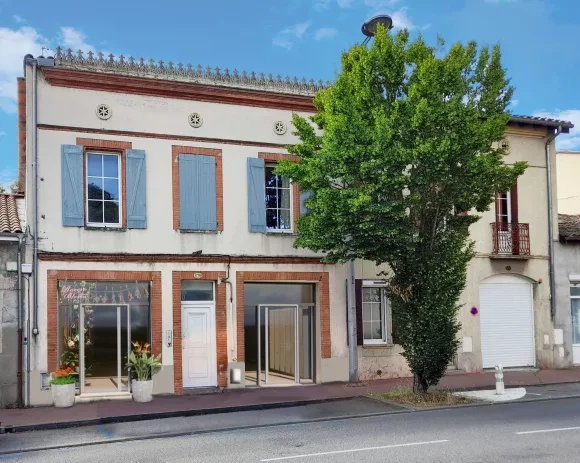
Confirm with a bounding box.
[51,383,76,408]
[132,379,153,403]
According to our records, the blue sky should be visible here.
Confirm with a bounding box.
[1,0,579,189]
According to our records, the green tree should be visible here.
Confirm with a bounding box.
[9,180,18,194]
[277,27,526,393]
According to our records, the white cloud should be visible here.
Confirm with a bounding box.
[314,27,338,40]
[533,109,580,151]
[0,26,48,113]
[511,99,520,107]
[13,15,25,23]
[0,25,103,115]
[337,0,354,7]
[314,0,331,11]
[59,27,96,53]
[273,21,312,49]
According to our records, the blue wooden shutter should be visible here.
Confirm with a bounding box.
[61,144,84,227]
[247,157,266,233]
[300,190,314,216]
[126,149,147,229]
[179,154,217,230]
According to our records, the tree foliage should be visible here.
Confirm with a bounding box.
[276,27,526,392]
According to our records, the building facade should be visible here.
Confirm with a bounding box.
[555,150,580,367]
[17,49,574,406]
[355,123,574,380]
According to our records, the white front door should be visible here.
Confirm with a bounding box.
[181,303,217,388]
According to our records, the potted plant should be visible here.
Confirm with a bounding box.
[126,341,161,403]
[51,366,77,408]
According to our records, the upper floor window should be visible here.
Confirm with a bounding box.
[265,164,292,231]
[86,152,121,227]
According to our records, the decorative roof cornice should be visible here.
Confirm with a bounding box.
[53,46,329,96]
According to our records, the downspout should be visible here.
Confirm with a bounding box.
[32,59,39,338]
[16,234,24,407]
[223,256,235,361]
[545,125,562,320]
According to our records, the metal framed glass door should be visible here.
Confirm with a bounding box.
[79,304,130,394]
[257,304,314,386]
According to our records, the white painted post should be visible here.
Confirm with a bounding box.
[495,364,505,395]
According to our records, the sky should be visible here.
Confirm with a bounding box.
[0,0,579,190]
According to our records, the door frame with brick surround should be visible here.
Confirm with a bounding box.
[236,271,331,384]
[173,271,227,394]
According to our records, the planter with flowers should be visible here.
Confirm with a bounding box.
[126,341,161,403]
[51,367,77,408]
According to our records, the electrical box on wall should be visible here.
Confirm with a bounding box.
[5,262,32,274]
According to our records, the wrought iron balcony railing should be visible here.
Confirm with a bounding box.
[491,223,530,257]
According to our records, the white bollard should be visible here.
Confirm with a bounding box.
[495,364,505,395]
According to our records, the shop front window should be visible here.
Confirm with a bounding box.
[57,280,151,394]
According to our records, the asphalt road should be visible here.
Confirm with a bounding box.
[3,397,580,462]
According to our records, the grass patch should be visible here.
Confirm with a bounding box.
[372,387,475,408]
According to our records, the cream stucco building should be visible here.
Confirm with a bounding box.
[14,48,574,406]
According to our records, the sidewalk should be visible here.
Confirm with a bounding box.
[3,368,580,432]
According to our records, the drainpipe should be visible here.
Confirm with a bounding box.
[222,256,235,361]
[545,126,562,320]
[16,234,24,407]
[23,55,54,339]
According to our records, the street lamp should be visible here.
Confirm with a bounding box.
[361,14,394,45]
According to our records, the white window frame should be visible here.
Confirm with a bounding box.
[264,163,293,233]
[362,281,389,345]
[496,190,512,223]
[86,151,122,228]
[571,283,580,346]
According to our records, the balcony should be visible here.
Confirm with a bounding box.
[491,223,530,258]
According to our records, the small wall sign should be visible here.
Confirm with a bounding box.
[193,273,203,279]
[40,372,51,391]
[470,307,479,316]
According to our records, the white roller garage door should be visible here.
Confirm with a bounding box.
[479,275,535,368]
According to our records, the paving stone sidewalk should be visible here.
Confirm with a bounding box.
[2,368,579,432]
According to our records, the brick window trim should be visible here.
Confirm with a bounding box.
[258,152,300,232]
[46,270,162,374]
[236,271,331,363]
[76,138,133,229]
[171,145,224,231]
[172,271,227,394]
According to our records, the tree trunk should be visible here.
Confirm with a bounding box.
[413,373,429,394]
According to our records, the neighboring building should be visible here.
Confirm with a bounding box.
[555,150,580,367]
[17,48,574,406]
[557,151,580,214]
[0,193,26,408]
[355,120,574,380]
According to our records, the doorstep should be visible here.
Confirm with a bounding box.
[75,392,132,404]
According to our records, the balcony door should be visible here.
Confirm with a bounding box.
[495,183,520,255]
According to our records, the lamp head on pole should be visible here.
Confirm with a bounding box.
[361,14,394,45]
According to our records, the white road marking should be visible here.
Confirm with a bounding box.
[260,440,449,461]
[526,393,542,396]
[517,426,580,435]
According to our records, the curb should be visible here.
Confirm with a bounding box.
[4,381,580,434]
[2,396,352,433]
